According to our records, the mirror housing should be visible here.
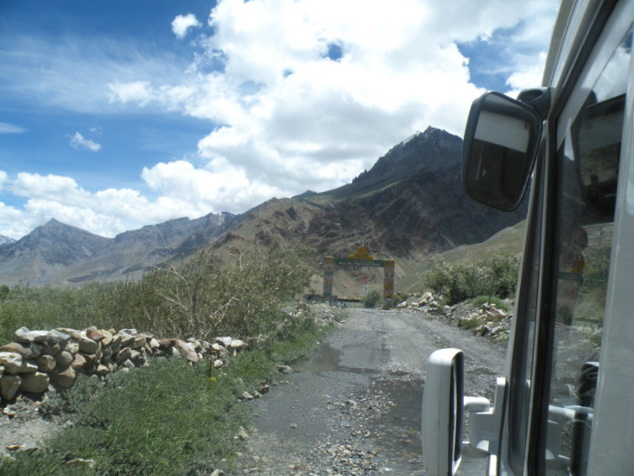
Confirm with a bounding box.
[422,348,465,476]
[463,91,543,211]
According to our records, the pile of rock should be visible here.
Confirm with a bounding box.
[0,326,247,402]
[398,291,443,311]
[293,301,341,326]
[445,301,512,340]
[399,292,513,342]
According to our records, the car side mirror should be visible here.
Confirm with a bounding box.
[462,91,543,211]
[422,348,465,476]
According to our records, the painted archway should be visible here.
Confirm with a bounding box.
[322,246,395,308]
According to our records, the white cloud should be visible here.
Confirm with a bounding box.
[0,0,559,239]
[172,14,201,39]
[108,80,154,106]
[507,51,549,93]
[0,122,26,134]
[0,202,25,239]
[141,158,282,213]
[0,35,190,113]
[169,0,556,195]
[1,171,223,239]
[69,132,101,152]
[0,171,8,191]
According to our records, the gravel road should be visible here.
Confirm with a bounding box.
[233,307,507,475]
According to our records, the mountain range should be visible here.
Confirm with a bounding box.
[0,127,527,289]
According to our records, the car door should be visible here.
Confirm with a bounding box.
[499,2,634,475]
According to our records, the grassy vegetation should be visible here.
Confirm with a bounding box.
[0,242,330,475]
[440,220,526,264]
[460,315,483,330]
[13,359,248,475]
[0,284,104,344]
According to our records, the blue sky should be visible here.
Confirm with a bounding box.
[0,0,558,239]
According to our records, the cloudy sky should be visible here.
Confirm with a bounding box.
[0,0,558,239]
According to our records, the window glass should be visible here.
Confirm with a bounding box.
[508,165,542,472]
[544,31,630,476]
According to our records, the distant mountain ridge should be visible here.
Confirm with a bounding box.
[0,235,16,247]
[0,126,527,287]
[0,213,236,285]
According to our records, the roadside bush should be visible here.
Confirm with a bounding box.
[0,242,315,343]
[487,254,521,298]
[425,255,519,305]
[362,289,382,308]
[461,315,482,330]
[106,243,315,339]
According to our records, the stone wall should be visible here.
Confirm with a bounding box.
[0,326,247,402]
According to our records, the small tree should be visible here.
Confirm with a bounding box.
[98,242,315,339]
[363,290,382,308]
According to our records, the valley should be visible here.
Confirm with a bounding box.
[0,127,527,293]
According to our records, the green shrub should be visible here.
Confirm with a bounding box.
[362,289,382,308]
[486,255,521,298]
[424,255,519,305]
[0,284,109,344]
[392,292,408,306]
[468,295,512,313]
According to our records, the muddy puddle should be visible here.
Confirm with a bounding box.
[365,379,424,466]
[294,342,383,375]
[363,378,488,475]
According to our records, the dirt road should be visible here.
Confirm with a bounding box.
[233,307,507,475]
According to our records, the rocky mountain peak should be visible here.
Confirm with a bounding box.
[8,219,110,266]
[293,190,318,199]
[351,126,462,187]
[400,126,447,144]
[26,218,102,241]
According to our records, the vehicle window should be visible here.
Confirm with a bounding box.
[544,30,630,476]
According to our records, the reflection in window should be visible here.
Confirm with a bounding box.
[545,31,630,476]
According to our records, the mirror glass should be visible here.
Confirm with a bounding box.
[573,94,624,215]
[449,353,464,473]
[463,92,542,211]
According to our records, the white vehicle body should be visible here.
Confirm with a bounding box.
[422,1,634,474]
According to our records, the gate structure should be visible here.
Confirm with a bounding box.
[322,246,395,308]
